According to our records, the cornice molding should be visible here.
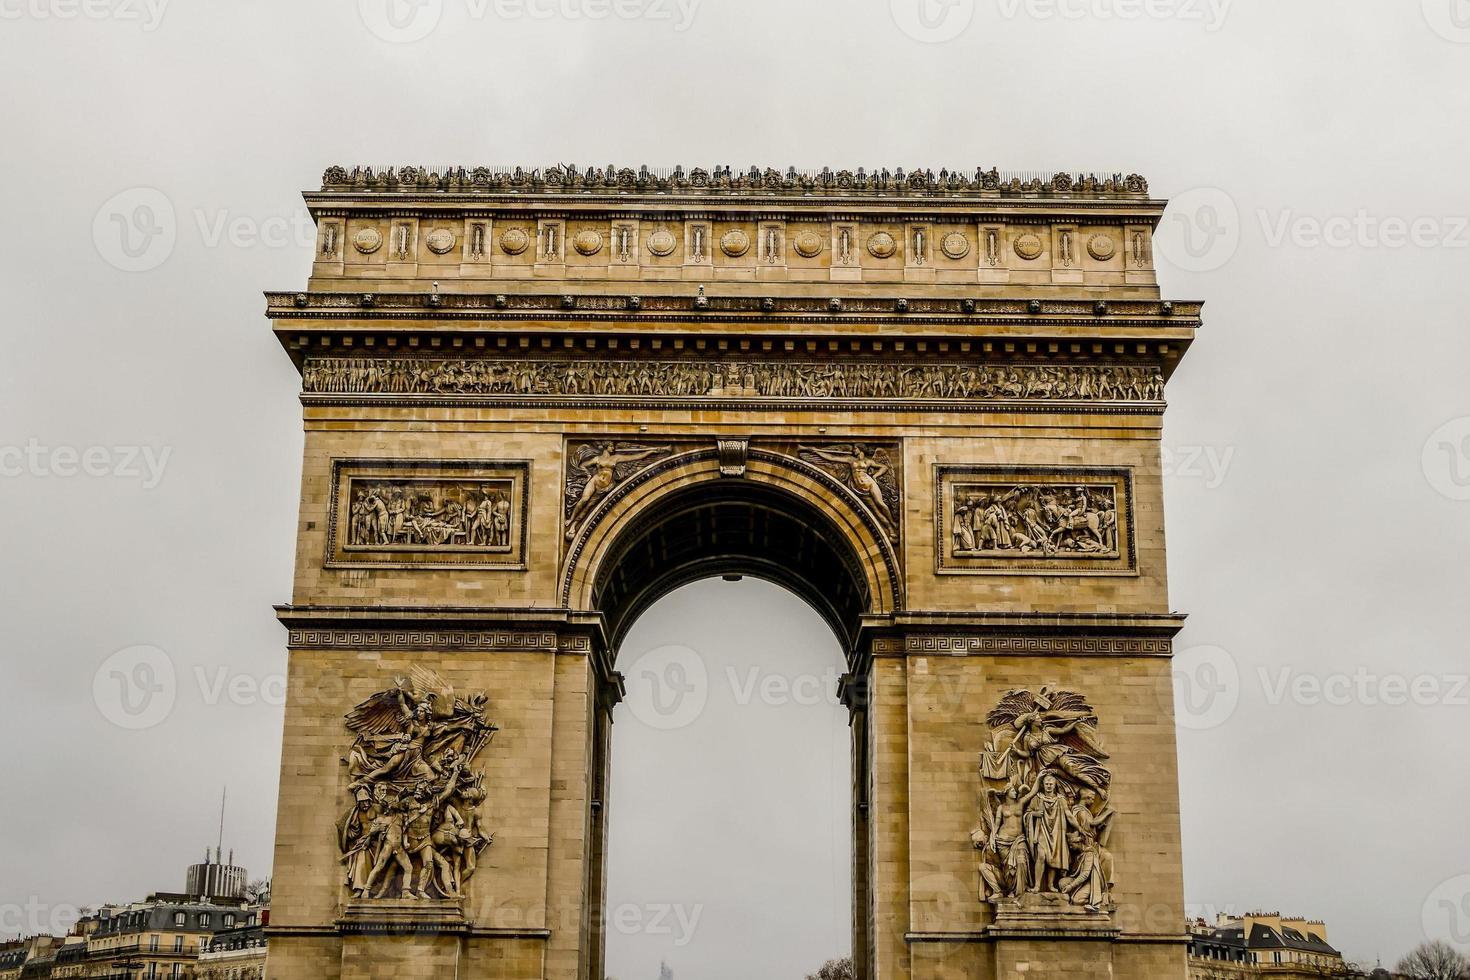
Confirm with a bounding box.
[318,164,1151,201]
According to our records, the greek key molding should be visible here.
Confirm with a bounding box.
[871,636,1172,657]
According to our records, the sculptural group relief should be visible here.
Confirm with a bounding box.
[327,460,528,568]
[798,444,901,542]
[303,357,1165,405]
[972,687,1116,914]
[338,667,498,902]
[936,468,1134,574]
[562,442,674,542]
[557,439,905,550]
[346,480,514,550]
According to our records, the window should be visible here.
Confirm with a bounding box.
[173,913,185,928]
[173,936,183,952]
[223,914,235,928]
[149,936,159,951]
[198,913,210,928]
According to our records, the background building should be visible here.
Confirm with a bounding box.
[185,850,247,902]
[195,913,268,980]
[1189,913,1348,978]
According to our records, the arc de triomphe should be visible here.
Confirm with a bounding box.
[264,164,1199,980]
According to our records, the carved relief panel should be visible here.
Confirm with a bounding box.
[326,459,530,569]
[972,686,1116,914]
[338,667,499,902]
[935,466,1135,575]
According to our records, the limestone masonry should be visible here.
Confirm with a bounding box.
[265,163,1202,980]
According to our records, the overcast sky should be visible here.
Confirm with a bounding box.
[2,0,1469,975]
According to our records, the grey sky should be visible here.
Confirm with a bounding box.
[2,0,1469,973]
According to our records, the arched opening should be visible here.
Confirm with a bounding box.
[605,579,852,980]
[592,479,874,653]
[573,465,889,980]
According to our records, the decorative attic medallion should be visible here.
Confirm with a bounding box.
[424,229,456,255]
[1014,233,1044,261]
[499,228,530,255]
[1087,234,1117,261]
[720,229,750,257]
[941,232,972,260]
[573,230,604,256]
[338,667,498,901]
[972,686,1116,913]
[646,230,677,257]
[353,228,383,255]
[867,232,898,259]
[793,231,824,258]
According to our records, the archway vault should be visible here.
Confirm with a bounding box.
[560,447,903,657]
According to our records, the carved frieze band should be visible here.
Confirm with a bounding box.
[871,636,1171,657]
[289,630,591,653]
[935,466,1137,576]
[303,357,1164,407]
[326,459,530,569]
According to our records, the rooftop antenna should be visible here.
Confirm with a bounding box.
[216,786,227,863]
